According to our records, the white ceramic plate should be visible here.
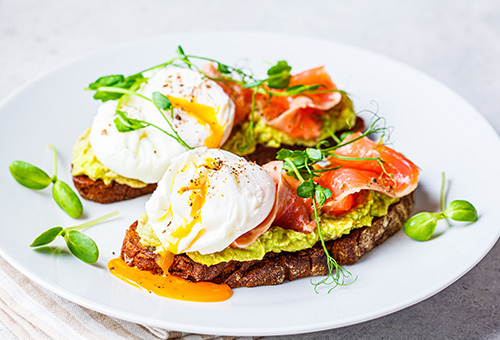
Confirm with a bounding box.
[1,31,499,336]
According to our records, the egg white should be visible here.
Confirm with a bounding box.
[145,147,276,255]
[89,67,235,183]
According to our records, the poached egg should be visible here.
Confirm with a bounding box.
[89,67,235,183]
[145,147,276,255]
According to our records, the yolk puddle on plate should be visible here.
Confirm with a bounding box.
[108,253,232,302]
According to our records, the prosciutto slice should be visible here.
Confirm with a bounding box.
[231,161,316,248]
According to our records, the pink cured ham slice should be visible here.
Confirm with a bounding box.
[231,161,316,248]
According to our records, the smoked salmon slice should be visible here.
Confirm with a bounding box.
[202,63,256,125]
[203,64,343,139]
[317,133,419,215]
[263,66,342,139]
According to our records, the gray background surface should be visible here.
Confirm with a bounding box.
[1,0,499,339]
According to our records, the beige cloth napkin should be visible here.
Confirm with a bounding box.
[0,256,249,340]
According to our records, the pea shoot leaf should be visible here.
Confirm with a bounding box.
[314,185,332,206]
[9,161,52,190]
[266,60,292,89]
[297,180,314,199]
[30,226,63,247]
[88,75,125,90]
[306,148,324,162]
[114,110,147,132]
[403,212,439,241]
[63,230,99,264]
[52,180,83,219]
[444,200,478,222]
[177,45,186,58]
[217,63,231,74]
[88,74,147,102]
[152,92,173,111]
[276,149,293,160]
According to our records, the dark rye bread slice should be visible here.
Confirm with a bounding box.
[121,192,414,288]
[73,175,157,204]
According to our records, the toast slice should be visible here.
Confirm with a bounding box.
[120,192,414,288]
[72,175,157,204]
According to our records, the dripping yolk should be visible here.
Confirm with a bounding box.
[168,163,211,254]
[167,96,224,148]
[108,252,232,303]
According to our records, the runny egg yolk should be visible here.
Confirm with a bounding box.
[167,96,224,148]
[108,252,232,302]
[167,158,220,254]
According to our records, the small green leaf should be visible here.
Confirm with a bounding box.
[88,74,147,102]
[267,60,292,89]
[276,149,293,160]
[314,185,332,206]
[306,148,324,162]
[30,226,63,247]
[297,180,314,199]
[217,63,231,74]
[63,230,99,264]
[290,150,308,167]
[114,110,147,132]
[152,92,172,111]
[88,75,125,90]
[9,161,52,190]
[267,60,292,76]
[444,200,478,222]
[52,180,83,218]
[177,45,186,58]
[403,212,441,241]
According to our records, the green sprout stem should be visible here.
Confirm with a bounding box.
[310,195,356,293]
[49,144,58,182]
[284,158,305,182]
[66,210,119,231]
[94,86,192,150]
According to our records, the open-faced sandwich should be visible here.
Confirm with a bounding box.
[72,50,360,203]
[76,48,419,300]
[71,66,235,203]
[115,133,418,298]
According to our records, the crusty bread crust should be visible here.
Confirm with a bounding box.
[73,175,157,204]
[120,192,414,288]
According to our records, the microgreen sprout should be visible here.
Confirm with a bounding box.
[275,113,396,292]
[30,211,119,264]
[9,145,83,218]
[86,46,346,151]
[403,173,478,241]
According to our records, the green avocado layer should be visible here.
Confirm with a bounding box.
[223,93,356,155]
[137,191,398,266]
[71,128,148,188]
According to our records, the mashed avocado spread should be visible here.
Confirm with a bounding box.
[223,93,356,155]
[71,128,148,188]
[136,191,398,266]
